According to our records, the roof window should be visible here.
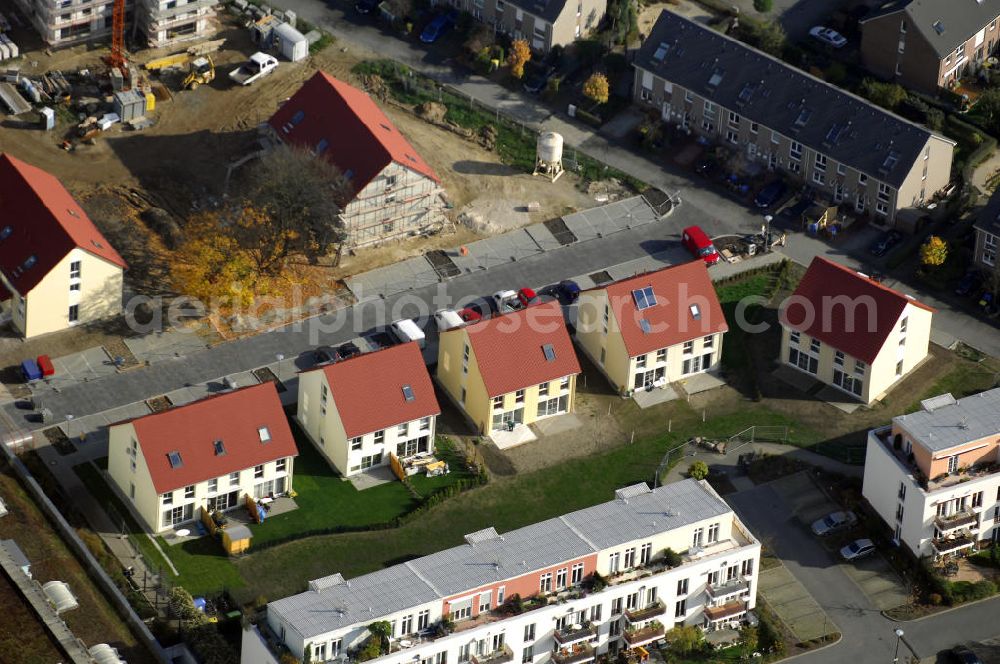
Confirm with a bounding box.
[167,451,183,468]
[258,427,271,443]
[402,384,415,402]
[23,255,37,270]
[653,42,669,61]
[213,440,226,455]
[291,110,305,125]
[0,226,11,240]
[632,286,657,310]
[639,319,652,334]
[794,107,812,128]
[315,138,329,155]
[542,343,556,361]
[689,304,701,320]
[932,20,944,35]
[707,69,724,89]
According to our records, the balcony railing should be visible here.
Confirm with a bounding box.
[704,600,748,622]
[707,577,750,599]
[934,510,979,533]
[624,600,665,623]
[553,623,596,646]
[472,645,513,664]
[552,644,595,664]
[931,535,976,555]
[622,622,665,646]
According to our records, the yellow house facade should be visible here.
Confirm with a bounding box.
[437,301,581,435]
[575,261,729,395]
[296,343,440,477]
[781,257,934,404]
[0,153,126,338]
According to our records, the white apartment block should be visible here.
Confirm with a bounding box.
[863,388,1000,559]
[240,480,761,664]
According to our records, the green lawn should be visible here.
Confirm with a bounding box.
[908,356,1000,411]
[717,271,780,376]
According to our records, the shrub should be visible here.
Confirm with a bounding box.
[507,39,531,78]
[860,78,907,110]
[928,593,943,605]
[920,236,948,266]
[661,547,682,568]
[753,0,772,11]
[688,461,710,480]
[583,72,610,104]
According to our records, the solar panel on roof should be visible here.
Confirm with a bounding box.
[632,286,657,310]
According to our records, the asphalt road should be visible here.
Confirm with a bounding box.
[729,483,1000,663]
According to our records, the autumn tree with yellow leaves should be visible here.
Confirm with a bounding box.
[583,72,610,105]
[508,39,531,79]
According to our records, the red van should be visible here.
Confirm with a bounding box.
[681,225,721,265]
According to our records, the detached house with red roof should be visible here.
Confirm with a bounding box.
[575,261,729,395]
[0,153,126,339]
[267,72,446,249]
[781,257,934,404]
[296,343,441,477]
[436,301,581,436]
[107,383,298,533]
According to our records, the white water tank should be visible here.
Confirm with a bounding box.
[537,131,563,164]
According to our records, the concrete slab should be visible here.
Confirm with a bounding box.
[348,466,396,491]
[345,256,440,300]
[815,386,863,414]
[632,385,679,408]
[125,329,208,365]
[772,364,819,393]
[757,566,833,642]
[30,346,118,395]
[677,371,727,396]
[843,555,910,611]
[532,412,583,437]
[163,384,213,407]
[490,424,537,449]
[524,224,564,252]
[562,196,660,241]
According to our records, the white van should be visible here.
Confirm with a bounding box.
[434,309,465,332]
[391,318,426,349]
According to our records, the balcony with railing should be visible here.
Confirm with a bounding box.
[553,623,597,646]
[472,645,513,664]
[624,600,665,624]
[871,425,1000,492]
[934,510,979,534]
[622,621,665,646]
[703,600,748,623]
[707,577,751,600]
[931,534,976,557]
[551,643,595,664]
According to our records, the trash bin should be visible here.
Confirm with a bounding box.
[20,359,42,381]
[506,421,515,432]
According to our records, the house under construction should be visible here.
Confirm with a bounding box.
[12,0,215,48]
[267,71,447,248]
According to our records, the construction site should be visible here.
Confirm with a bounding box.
[0,2,615,320]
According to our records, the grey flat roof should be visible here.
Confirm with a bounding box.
[635,11,944,189]
[896,387,1000,452]
[269,479,732,639]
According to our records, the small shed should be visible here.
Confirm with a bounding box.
[113,90,146,123]
[273,22,308,62]
[801,202,839,233]
[1,539,31,578]
[222,524,252,555]
[42,580,79,613]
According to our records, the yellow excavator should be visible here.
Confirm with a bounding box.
[183,56,215,90]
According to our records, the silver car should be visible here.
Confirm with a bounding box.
[811,510,857,536]
[840,538,876,561]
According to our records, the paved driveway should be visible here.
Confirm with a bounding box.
[757,565,833,641]
[842,554,911,612]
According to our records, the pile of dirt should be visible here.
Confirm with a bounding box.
[479,124,497,150]
[417,101,448,124]
[587,178,632,202]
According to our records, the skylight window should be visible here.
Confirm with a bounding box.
[402,384,415,402]
[0,226,11,240]
[881,151,900,173]
[314,138,329,155]
[707,70,724,88]
[639,319,652,334]
[344,169,355,180]
[737,83,754,104]
[258,427,271,443]
[290,110,305,126]
[794,107,812,128]
[167,451,183,468]
[824,123,845,145]
[653,42,669,62]
[542,343,556,361]
[213,440,226,456]
[23,255,37,270]
[932,20,944,35]
[632,286,657,310]
[689,304,701,320]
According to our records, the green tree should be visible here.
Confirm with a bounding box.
[860,78,907,110]
[368,621,393,654]
[661,547,682,567]
[753,0,773,12]
[920,236,948,267]
[583,73,610,104]
[974,88,1000,135]
[688,460,709,480]
[664,625,704,655]
[735,20,786,56]
[740,625,759,657]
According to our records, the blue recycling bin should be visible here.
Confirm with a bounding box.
[20,359,42,382]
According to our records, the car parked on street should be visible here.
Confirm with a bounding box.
[460,304,485,322]
[492,289,521,313]
[753,180,789,209]
[840,538,876,561]
[554,279,581,303]
[809,26,848,48]
[950,645,983,664]
[523,64,555,94]
[314,345,337,364]
[355,0,378,13]
[870,230,903,257]
[681,225,721,265]
[955,271,983,296]
[336,341,361,360]
[811,511,857,536]
[518,287,539,307]
[420,10,457,43]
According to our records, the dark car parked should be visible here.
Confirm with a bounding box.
[523,64,555,94]
[336,342,361,360]
[554,279,581,303]
[420,10,457,43]
[355,0,378,13]
[870,230,903,257]
[753,180,788,209]
[314,345,337,364]
[955,271,983,296]
[951,645,983,664]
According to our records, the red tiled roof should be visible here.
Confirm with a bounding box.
[125,383,298,495]
[0,153,126,294]
[783,257,935,364]
[267,72,439,198]
[602,260,728,357]
[314,342,440,439]
[460,301,581,398]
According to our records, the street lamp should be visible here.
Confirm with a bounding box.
[892,628,904,663]
[763,215,774,252]
[275,353,285,378]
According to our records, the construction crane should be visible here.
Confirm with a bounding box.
[108,0,128,85]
